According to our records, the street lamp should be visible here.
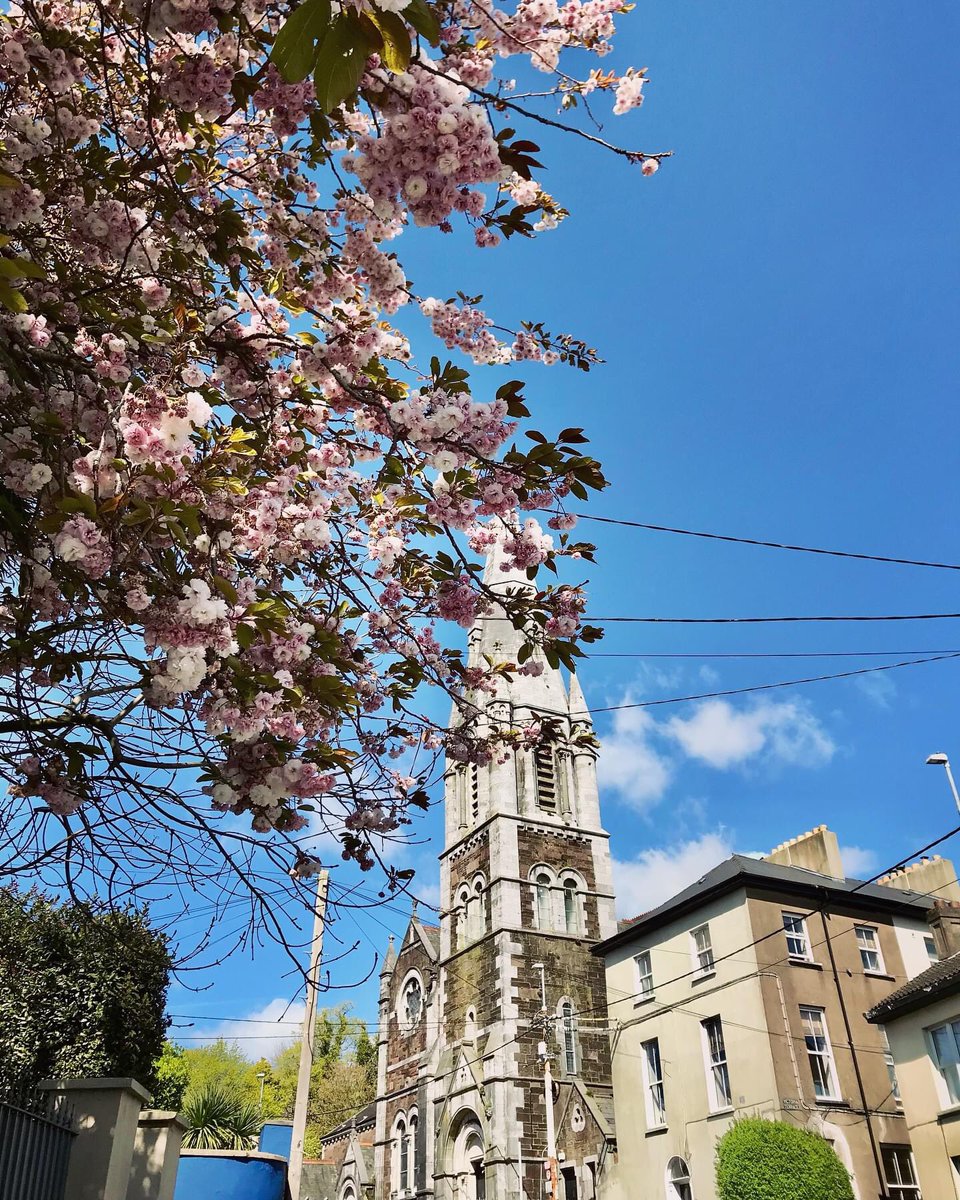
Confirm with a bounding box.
[257,1070,267,1107]
[926,752,960,814]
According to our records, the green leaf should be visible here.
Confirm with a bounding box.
[404,0,441,45]
[271,0,332,82]
[366,9,411,72]
[313,15,376,113]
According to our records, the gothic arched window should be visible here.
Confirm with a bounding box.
[563,878,579,934]
[408,1110,418,1193]
[398,972,424,1032]
[560,1000,578,1076]
[456,884,471,950]
[469,874,486,941]
[394,1116,407,1195]
[535,871,553,930]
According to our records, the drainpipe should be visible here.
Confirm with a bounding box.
[758,972,808,1109]
[819,909,887,1198]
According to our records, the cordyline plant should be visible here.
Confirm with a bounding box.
[0,0,664,966]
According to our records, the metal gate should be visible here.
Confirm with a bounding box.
[0,1091,76,1200]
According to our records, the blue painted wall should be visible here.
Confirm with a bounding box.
[258,1122,293,1159]
[174,1152,287,1200]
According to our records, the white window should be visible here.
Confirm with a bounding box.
[856,925,884,973]
[701,1016,732,1110]
[561,1000,578,1075]
[456,884,470,950]
[691,924,714,977]
[882,1146,921,1199]
[641,1038,666,1127]
[665,1156,692,1200]
[929,1018,960,1105]
[925,935,938,964]
[634,950,654,1000]
[881,1029,901,1105]
[800,1005,840,1101]
[782,911,811,961]
[535,872,553,930]
[469,875,486,941]
[393,1116,407,1195]
[563,878,580,934]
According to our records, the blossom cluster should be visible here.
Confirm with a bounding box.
[0,0,652,886]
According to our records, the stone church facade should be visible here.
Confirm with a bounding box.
[369,545,619,1200]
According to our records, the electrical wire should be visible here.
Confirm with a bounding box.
[565,512,960,572]
[584,612,960,624]
[572,651,960,714]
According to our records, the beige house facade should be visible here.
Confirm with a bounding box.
[595,827,958,1200]
[867,905,960,1200]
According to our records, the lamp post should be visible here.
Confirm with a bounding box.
[925,752,960,814]
[257,1071,267,1107]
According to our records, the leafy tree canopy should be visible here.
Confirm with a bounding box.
[0,885,170,1093]
[715,1118,855,1200]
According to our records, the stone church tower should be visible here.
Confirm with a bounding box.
[373,541,618,1200]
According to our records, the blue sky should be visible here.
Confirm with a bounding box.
[167,2,960,1057]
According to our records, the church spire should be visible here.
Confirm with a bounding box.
[568,670,592,726]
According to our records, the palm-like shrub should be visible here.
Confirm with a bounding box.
[181,1083,262,1151]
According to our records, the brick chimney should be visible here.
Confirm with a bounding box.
[878,854,960,903]
[928,901,960,959]
[764,825,845,880]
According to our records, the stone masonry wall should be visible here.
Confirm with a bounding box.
[517,827,600,940]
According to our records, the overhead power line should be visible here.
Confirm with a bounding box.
[576,651,960,714]
[586,613,960,624]
[569,512,960,571]
[588,649,960,659]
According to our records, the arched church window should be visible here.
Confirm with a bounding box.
[665,1157,693,1200]
[456,884,470,950]
[469,874,486,940]
[399,972,423,1031]
[408,1110,418,1193]
[535,871,553,930]
[394,1116,407,1195]
[560,1000,578,1075]
[563,878,579,934]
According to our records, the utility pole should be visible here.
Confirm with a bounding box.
[289,869,329,1200]
[532,963,559,1200]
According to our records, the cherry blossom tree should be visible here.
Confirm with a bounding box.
[0,0,664,965]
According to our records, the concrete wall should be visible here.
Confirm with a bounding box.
[603,887,777,1200]
[883,993,960,1200]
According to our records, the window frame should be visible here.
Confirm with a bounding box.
[799,1004,841,1102]
[782,911,812,962]
[534,869,554,931]
[701,1015,733,1111]
[562,877,580,935]
[855,924,885,974]
[924,935,938,965]
[640,1037,666,1128]
[560,999,578,1076]
[880,1029,902,1107]
[397,970,425,1033]
[881,1145,921,1200]
[690,923,715,979]
[929,1018,960,1107]
[634,950,654,1001]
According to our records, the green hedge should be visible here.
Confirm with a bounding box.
[716,1118,855,1200]
[0,885,170,1093]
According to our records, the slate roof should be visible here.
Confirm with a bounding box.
[865,952,960,1023]
[594,853,936,955]
[321,1099,377,1144]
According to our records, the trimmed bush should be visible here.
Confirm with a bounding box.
[716,1118,855,1200]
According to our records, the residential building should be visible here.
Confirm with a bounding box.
[866,903,960,1199]
[595,826,958,1200]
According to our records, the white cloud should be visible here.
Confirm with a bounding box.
[191,997,303,1062]
[612,831,735,917]
[854,672,896,709]
[664,698,836,770]
[840,844,878,879]
[597,707,673,810]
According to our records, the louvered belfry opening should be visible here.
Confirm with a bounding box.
[534,742,557,811]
